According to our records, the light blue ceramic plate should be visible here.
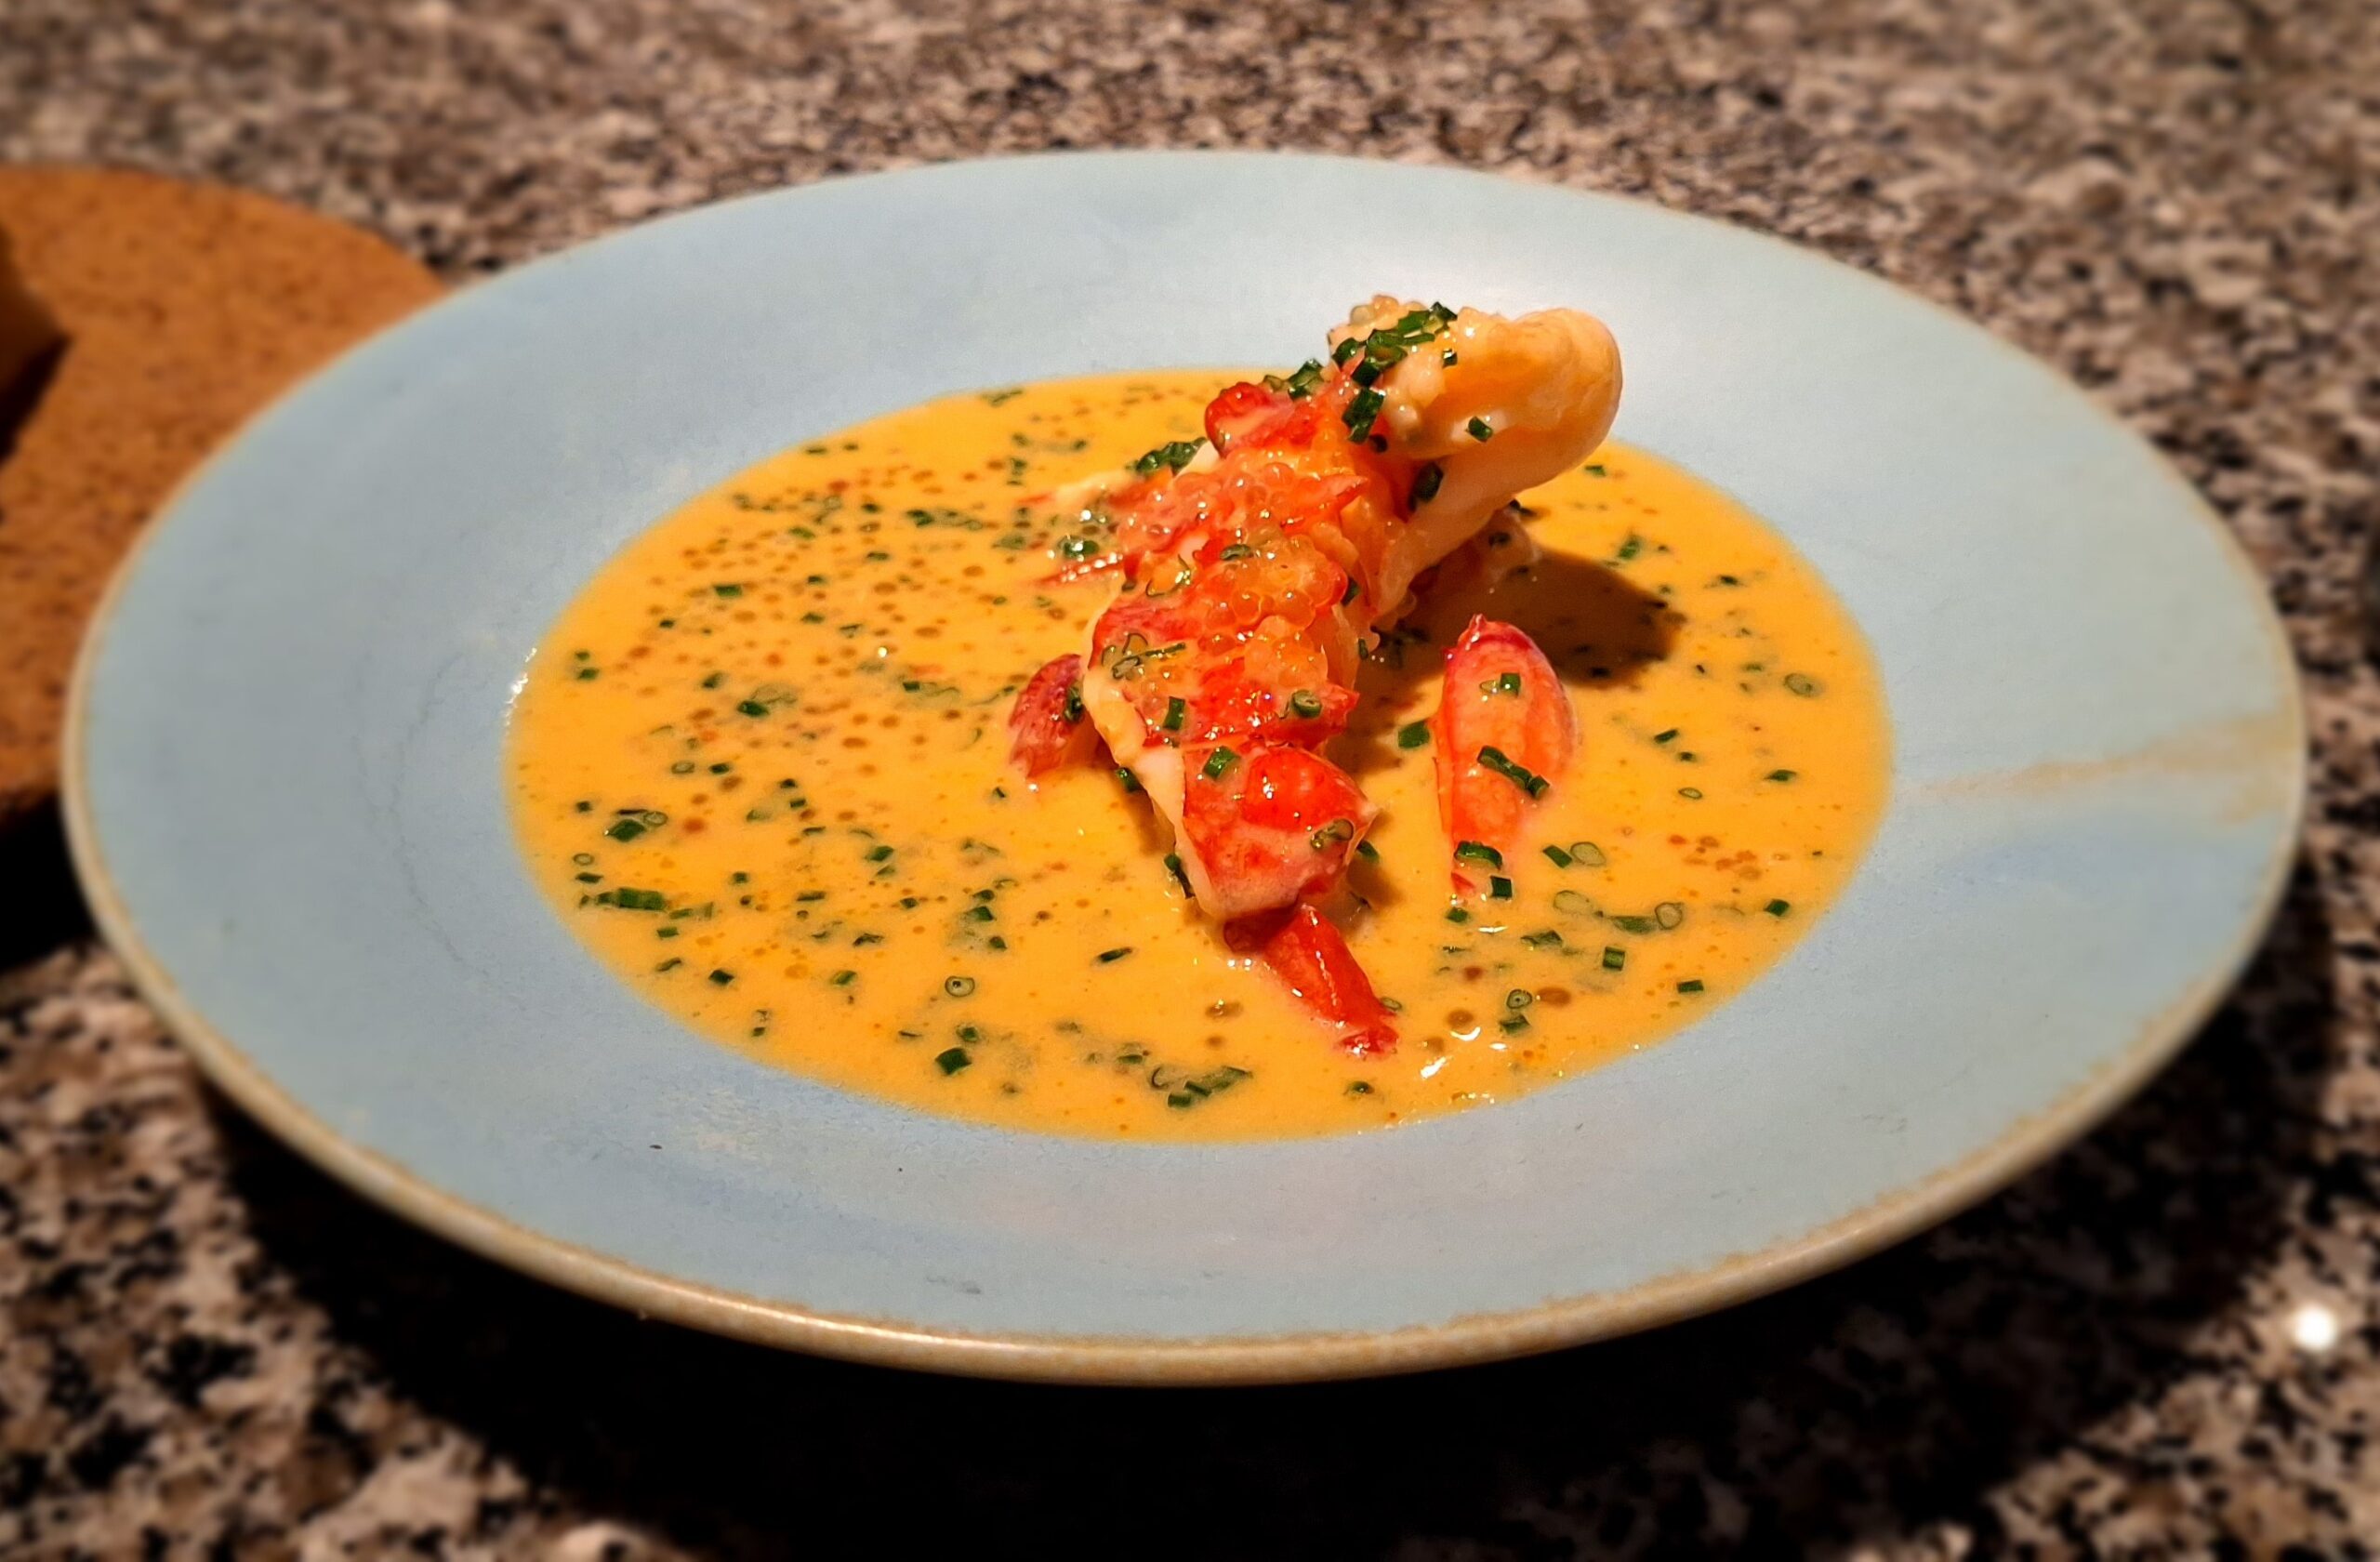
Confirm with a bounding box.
[65,152,2302,1384]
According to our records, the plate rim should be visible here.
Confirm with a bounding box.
[60,149,2308,1385]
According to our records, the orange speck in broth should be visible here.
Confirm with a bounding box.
[509,371,1889,1140]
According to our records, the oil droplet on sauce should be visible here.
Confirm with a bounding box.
[508,372,1889,1141]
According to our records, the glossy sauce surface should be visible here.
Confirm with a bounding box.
[509,373,1890,1140]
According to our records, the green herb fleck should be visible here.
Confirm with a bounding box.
[1477,746,1549,798]
[1131,439,1203,477]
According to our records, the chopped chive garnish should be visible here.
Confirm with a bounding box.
[1583,462,1607,476]
[655,958,681,972]
[945,974,977,997]
[712,583,743,597]
[1568,841,1606,867]
[1096,947,1133,964]
[1677,979,1706,994]
[1062,681,1084,724]
[575,871,602,884]
[1766,769,1798,782]
[1165,853,1192,893]
[1446,907,1471,924]
[1542,844,1574,868]
[935,1047,972,1075]
[701,671,725,688]
[1521,929,1563,948]
[1602,946,1626,971]
[1477,746,1549,798]
[1411,462,1444,505]
[1332,335,1363,366]
[1455,841,1504,868]
[671,761,696,774]
[1309,818,1355,854]
[1678,787,1704,800]
[1288,688,1323,719]
[708,969,735,986]
[1201,748,1239,781]
[1341,576,1360,605]
[1162,696,1186,732]
[1499,1013,1531,1035]
[575,668,599,681]
[1466,416,1494,442]
[964,905,995,922]
[656,927,679,940]
[1615,536,1642,563]
[1765,899,1792,918]
[1785,673,1820,696]
[736,699,769,717]
[1611,915,1656,933]
[1397,721,1431,749]
[1488,875,1514,900]
[829,970,855,986]
[1355,840,1381,863]
[575,801,592,813]
[1115,767,1144,795]
[866,844,894,863]
[1131,439,1204,477]
[1441,349,1458,366]
[731,872,749,883]
[1343,386,1386,441]
[1654,728,1679,744]
[606,819,647,842]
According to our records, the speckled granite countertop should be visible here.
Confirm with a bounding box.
[4,1,2378,1555]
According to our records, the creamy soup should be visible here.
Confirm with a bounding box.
[509,373,1888,1141]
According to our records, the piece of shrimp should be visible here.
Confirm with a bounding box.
[1434,616,1580,897]
[1012,297,1620,1049]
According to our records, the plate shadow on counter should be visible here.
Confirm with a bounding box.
[214,860,2339,1556]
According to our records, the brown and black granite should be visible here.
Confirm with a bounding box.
[4,0,2378,1555]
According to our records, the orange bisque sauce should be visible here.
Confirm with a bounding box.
[508,372,1890,1142]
